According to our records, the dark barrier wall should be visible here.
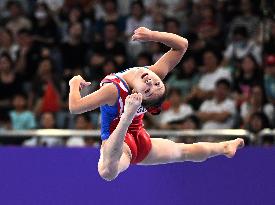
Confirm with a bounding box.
[0,147,274,205]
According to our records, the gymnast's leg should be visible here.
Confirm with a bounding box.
[138,138,244,165]
[98,93,142,181]
[98,142,131,181]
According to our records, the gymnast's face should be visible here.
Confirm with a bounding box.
[132,68,165,101]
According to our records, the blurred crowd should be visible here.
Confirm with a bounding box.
[0,0,274,146]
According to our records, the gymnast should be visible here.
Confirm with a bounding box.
[68,27,244,181]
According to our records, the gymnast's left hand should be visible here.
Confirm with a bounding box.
[132,27,153,42]
[69,75,91,89]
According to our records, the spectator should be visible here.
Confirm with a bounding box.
[164,17,181,35]
[147,41,164,63]
[196,79,236,129]
[92,22,127,69]
[161,18,182,55]
[40,112,56,128]
[264,19,275,55]
[136,52,153,67]
[198,49,231,90]
[229,0,260,40]
[165,115,201,143]
[66,114,97,147]
[167,53,199,98]
[60,22,88,78]
[60,6,92,43]
[84,53,105,83]
[0,0,29,18]
[223,26,261,66]
[172,115,200,144]
[0,53,23,114]
[180,115,200,130]
[65,6,84,24]
[24,112,64,147]
[125,1,152,37]
[185,49,231,107]
[4,1,32,37]
[264,54,275,105]
[31,2,60,47]
[0,27,18,60]
[31,58,62,115]
[144,0,185,19]
[9,93,36,130]
[233,54,263,104]
[39,112,64,146]
[125,1,153,58]
[0,112,18,145]
[159,88,193,129]
[240,85,273,125]
[195,6,221,47]
[264,54,275,127]
[246,112,270,144]
[149,4,165,32]
[102,57,117,76]
[15,28,42,80]
[38,0,64,13]
[185,32,206,64]
[215,0,239,26]
[74,113,94,129]
[95,0,126,33]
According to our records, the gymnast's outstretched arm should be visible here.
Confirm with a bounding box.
[68,75,118,114]
[132,27,188,79]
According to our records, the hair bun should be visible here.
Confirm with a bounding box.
[147,106,161,115]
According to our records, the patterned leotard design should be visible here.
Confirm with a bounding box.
[100,73,147,140]
[100,68,152,164]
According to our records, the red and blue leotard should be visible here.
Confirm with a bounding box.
[100,71,152,164]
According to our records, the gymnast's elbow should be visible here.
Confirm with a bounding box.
[69,102,95,114]
[69,103,82,114]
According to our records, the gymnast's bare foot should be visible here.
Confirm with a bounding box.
[223,138,245,158]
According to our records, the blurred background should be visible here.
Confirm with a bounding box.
[0,1,275,205]
[0,0,274,146]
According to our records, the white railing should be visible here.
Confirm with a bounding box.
[257,129,275,144]
[0,129,256,141]
[0,129,274,144]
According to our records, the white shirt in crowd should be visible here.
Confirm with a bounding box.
[200,98,236,129]
[240,103,274,122]
[38,0,64,12]
[125,15,153,36]
[198,67,231,91]
[125,15,153,57]
[23,137,63,147]
[223,40,262,64]
[160,104,193,125]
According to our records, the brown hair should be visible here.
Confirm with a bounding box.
[141,84,167,115]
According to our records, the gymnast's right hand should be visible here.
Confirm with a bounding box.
[123,93,142,118]
[69,75,91,89]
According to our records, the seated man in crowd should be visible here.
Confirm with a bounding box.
[196,79,236,129]
[66,114,99,147]
[184,49,231,109]
[159,88,193,129]
[23,112,63,147]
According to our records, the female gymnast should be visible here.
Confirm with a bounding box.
[69,27,244,181]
